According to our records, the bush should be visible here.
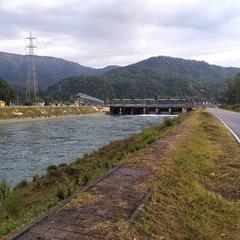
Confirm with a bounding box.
[78,173,90,186]
[47,165,57,172]
[3,195,20,218]
[64,166,77,176]
[15,180,28,188]
[58,163,67,168]
[55,181,74,201]
[164,117,173,126]
[0,178,10,201]
[32,175,39,182]
[56,184,66,200]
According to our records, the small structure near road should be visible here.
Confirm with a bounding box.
[107,98,193,115]
[75,93,104,106]
[0,100,5,107]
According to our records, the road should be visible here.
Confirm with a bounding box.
[208,108,240,143]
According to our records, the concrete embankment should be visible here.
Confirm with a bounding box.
[0,106,98,121]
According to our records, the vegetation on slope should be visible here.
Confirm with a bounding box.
[123,110,240,240]
[46,56,239,102]
[0,79,14,104]
[222,72,240,111]
[0,52,118,91]
[0,106,97,120]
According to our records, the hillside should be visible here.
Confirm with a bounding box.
[0,78,14,103]
[0,52,119,90]
[46,56,240,102]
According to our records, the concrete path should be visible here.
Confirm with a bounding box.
[208,108,240,143]
[11,166,152,240]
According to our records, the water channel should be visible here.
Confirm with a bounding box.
[0,113,171,185]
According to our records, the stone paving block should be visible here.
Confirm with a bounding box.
[44,228,70,238]
[41,220,68,229]
[29,224,50,235]
[16,232,42,240]
[64,223,84,233]
[64,232,101,240]
[47,215,77,224]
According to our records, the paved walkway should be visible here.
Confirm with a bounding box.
[208,108,240,143]
[12,166,152,240]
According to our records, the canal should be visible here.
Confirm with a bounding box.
[0,113,171,185]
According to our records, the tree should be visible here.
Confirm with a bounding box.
[0,78,14,104]
[224,73,240,105]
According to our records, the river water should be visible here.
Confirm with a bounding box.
[0,113,169,185]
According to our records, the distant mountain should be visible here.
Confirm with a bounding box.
[46,56,240,102]
[0,52,119,90]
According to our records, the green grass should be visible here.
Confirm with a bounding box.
[0,106,97,120]
[133,110,240,240]
[0,112,185,239]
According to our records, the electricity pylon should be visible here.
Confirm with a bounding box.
[26,32,39,105]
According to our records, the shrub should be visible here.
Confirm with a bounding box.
[47,165,57,172]
[59,163,67,168]
[0,178,10,201]
[78,173,90,186]
[3,195,20,218]
[56,184,66,200]
[64,166,77,176]
[32,175,39,182]
[15,180,28,188]
[55,181,74,201]
[164,117,173,126]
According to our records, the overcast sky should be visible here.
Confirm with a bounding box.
[0,0,240,68]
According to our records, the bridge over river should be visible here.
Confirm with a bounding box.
[106,99,194,115]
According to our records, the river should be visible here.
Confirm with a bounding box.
[0,113,170,185]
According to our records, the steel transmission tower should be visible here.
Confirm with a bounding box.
[26,32,39,104]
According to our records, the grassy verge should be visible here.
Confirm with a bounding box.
[0,113,187,239]
[220,104,240,112]
[129,110,240,240]
[0,106,97,120]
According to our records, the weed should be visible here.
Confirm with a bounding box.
[55,181,74,201]
[64,166,77,176]
[15,180,28,189]
[58,163,67,168]
[47,164,57,172]
[3,195,20,218]
[0,178,10,201]
[32,175,39,182]
[164,117,173,126]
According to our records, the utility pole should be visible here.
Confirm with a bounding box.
[236,84,239,106]
[26,32,39,105]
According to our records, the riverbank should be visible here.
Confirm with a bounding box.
[0,112,104,125]
[0,112,183,238]
[1,110,239,239]
[0,106,98,121]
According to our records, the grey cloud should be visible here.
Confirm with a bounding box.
[0,0,240,67]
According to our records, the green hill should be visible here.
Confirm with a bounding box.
[0,52,119,91]
[46,56,239,102]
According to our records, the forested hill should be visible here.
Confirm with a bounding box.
[0,52,119,90]
[0,78,14,103]
[46,56,239,101]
